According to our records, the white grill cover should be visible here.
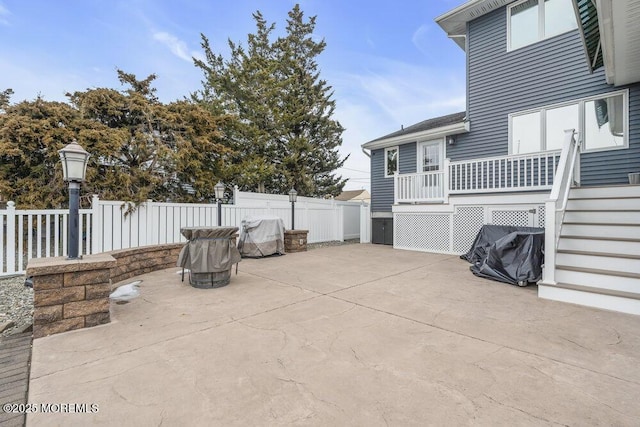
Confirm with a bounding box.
[238,216,285,257]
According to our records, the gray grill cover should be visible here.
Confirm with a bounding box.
[177,227,241,273]
[238,216,285,257]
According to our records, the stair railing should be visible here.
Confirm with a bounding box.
[543,129,580,285]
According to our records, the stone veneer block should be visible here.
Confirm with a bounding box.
[33,317,84,339]
[32,274,63,291]
[34,305,63,323]
[63,269,111,287]
[85,283,112,299]
[34,286,85,307]
[64,299,110,319]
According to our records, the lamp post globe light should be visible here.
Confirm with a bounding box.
[214,181,225,226]
[58,140,90,260]
[288,188,297,230]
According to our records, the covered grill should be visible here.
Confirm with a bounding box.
[237,216,285,258]
[461,224,545,286]
[177,226,241,288]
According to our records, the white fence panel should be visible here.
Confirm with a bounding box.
[2,189,363,276]
[1,202,92,276]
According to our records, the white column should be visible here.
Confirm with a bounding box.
[393,172,399,204]
[542,200,557,285]
[6,201,15,274]
[443,158,451,203]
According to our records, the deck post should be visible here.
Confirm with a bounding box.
[443,158,450,203]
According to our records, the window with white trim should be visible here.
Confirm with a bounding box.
[509,91,628,154]
[384,147,398,177]
[508,0,577,51]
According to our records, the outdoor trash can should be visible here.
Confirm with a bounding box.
[177,226,241,288]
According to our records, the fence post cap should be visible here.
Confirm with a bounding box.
[7,201,15,208]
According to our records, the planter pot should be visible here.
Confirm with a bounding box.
[629,173,640,185]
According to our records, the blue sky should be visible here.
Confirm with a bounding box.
[0,0,467,191]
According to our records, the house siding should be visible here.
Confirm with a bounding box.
[449,6,640,186]
[370,143,417,212]
[370,148,390,212]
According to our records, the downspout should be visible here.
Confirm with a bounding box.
[361,147,371,158]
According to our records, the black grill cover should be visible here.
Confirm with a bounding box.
[461,225,545,286]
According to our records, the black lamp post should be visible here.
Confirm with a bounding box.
[214,181,225,226]
[58,140,90,260]
[288,188,297,230]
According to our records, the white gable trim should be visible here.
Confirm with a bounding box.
[362,121,470,151]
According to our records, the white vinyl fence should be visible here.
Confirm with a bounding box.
[1,188,370,276]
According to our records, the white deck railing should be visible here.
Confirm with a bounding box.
[543,129,580,285]
[0,203,94,276]
[395,167,448,203]
[394,150,561,203]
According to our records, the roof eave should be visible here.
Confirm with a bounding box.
[362,121,470,150]
[435,0,514,51]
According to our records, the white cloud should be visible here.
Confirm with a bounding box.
[412,24,431,56]
[0,3,11,26]
[345,58,466,128]
[153,31,204,63]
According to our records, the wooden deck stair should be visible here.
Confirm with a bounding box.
[541,185,640,314]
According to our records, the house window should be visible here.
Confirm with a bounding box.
[544,103,579,151]
[512,111,541,154]
[385,147,398,177]
[508,0,577,51]
[509,91,628,154]
[584,95,625,151]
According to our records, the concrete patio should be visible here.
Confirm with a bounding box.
[28,244,640,426]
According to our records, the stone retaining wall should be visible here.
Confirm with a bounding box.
[109,243,183,285]
[27,243,184,338]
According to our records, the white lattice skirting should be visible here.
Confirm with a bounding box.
[394,204,546,254]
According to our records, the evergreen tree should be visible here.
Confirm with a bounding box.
[0,72,230,208]
[194,4,347,196]
[0,97,79,208]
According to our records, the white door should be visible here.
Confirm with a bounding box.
[417,140,444,198]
